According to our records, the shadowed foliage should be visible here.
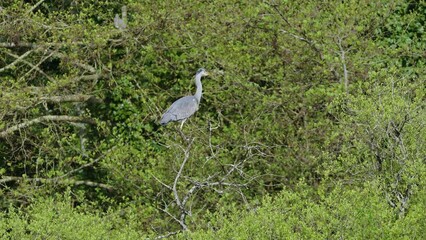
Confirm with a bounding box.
[0,0,425,238]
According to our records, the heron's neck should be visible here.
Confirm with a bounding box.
[194,74,203,103]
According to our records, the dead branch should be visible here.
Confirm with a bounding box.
[280,30,313,45]
[337,36,349,92]
[0,42,37,48]
[155,137,252,232]
[4,50,54,82]
[0,42,93,49]
[0,115,96,138]
[27,0,46,14]
[0,176,113,191]
[0,43,98,74]
[73,180,113,190]
[20,50,56,81]
[39,94,103,104]
[172,138,194,231]
[53,52,97,73]
[0,49,33,73]
[153,231,179,240]
[0,94,102,114]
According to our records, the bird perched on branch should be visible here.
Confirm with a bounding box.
[160,68,209,129]
[114,6,127,30]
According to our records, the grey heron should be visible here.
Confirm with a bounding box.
[114,14,126,29]
[114,6,127,30]
[160,68,209,129]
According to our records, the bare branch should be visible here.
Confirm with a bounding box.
[114,6,127,30]
[27,0,46,14]
[0,42,94,49]
[78,73,102,81]
[53,52,97,73]
[73,180,113,190]
[0,42,37,48]
[280,30,313,45]
[4,50,54,82]
[39,94,103,104]
[265,1,292,27]
[172,138,194,231]
[151,173,172,190]
[0,176,21,184]
[0,46,97,74]
[153,231,179,240]
[337,36,349,92]
[0,49,33,73]
[158,137,255,232]
[0,115,96,138]
[20,50,56,81]
[0,176,113,191]
[158,207,183,227]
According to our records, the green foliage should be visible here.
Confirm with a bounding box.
[187,181,426,239]
[0,191,145,239]
[0,0,424,238]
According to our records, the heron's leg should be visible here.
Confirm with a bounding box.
[178,119,190,141]
[180,119,187,130]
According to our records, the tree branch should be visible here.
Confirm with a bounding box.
[0,115,96,138]
[0,44,97,74]
[0,49,33,73]
[153,231,179,240]
[337,36,349,92]
[27,0,46,14]
[153,137,254,232]
[0,42,37,48]
[172,138,194,231]
[0,176,113,191]
[39,94,103,104]
[4,50,54,82]
[53,52,97,73]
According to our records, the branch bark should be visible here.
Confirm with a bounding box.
[39,94,103,104]
[27,0,46,14]
[337,36,349,92]
[0,115,96,138]
[154,138,251,232]
[172,138,194,231]
[0,176,113,191]
[4,50,54,82]
[0,49,33,73]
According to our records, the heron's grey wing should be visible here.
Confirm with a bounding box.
[160,96,199,125]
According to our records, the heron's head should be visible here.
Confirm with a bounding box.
[196,68,209,77]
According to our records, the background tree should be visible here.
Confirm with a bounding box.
[0,0,424,238]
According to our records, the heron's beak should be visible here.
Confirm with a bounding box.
[203,71,209,76]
